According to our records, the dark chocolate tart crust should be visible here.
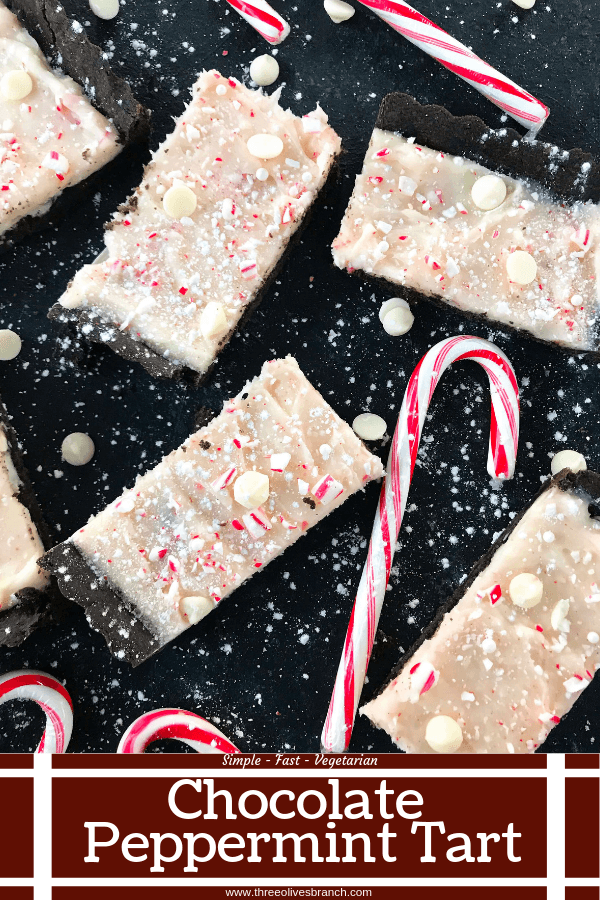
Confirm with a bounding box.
[40,540,160,666]
[343,92,600,356]
[366,468,600,709]
[47,158,341,385]
[0,398,54,645]
[0,0,150,248]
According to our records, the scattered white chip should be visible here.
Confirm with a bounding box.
[0,329,21,360]
[200,302,228,340]
[61,432,95,466]
[0,70,33,101]
[89,0,120,18]
[180,594,215,625]
[249,55,280,86]
[324,0,355,22]
[550,599,570,631]
[511,0,535,7]
[352,413,387,441]
[382,302,414,335]
[234,471,270,509]
[509,572,543,608]
[163,184,197,219]
[506,250,537,284]
[247,134,284,160]
[471,174,507,210]
[425,716,463,753]
[551,449,587,476]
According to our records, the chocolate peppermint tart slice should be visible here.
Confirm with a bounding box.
[333,92,600,354]
[0,0,149,247]
[0,394,53,645]
[361,468,600,754]
[41,356,384,666]
[49,69,342,384]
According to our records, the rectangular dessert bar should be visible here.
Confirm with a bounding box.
[361,469,600,754]
[0,396,51,645]
[0,0,149,246]
[42,356,384,666]
[333,92,600,352]
[49,69,342,382]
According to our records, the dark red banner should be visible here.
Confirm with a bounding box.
[52,775,546,878]
[0,777,33,877]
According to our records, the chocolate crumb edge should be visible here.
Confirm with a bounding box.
[365,468,600,715]
[0,0,151,250]
[46,157,341,384]
[376,92,600,205]
[357,92,600,357]
[0,396,56,646]
[40,541,161,667]
[4,0,150,145]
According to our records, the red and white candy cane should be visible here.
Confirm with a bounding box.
[0,670,73,753]
[356,0,549,135]
[321,335,520,752]
[118,708,240,754]
[224,0,290,44]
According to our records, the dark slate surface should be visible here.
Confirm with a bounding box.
[0,0,599,753]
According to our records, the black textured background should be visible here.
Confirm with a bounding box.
[1,0,599,753]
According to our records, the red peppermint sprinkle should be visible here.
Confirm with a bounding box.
[489,584,502,604]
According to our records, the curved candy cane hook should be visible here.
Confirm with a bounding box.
[0,670,73,753]
[321,336,520,752]
[118,708,240,754]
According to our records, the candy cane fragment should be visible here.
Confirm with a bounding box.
[0,670,73,753]
[321,336,520,752]
[118,708,240,754]
[224,0,290,44]
[356,0,549,135]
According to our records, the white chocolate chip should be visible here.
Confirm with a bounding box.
[200,302,228,340]
[383,304,414,336]
[587,632,599,644]
[89,0,120,18]
[163,184,197,219]
[255,167,269,181]
[551,599,570,631]
[0,70,33,101]
[0,329,21,360]
[247,134,284,160]
[481,637,496,654]
[249,55,280,86]
[471,174,507,210]
[425,716,463,753]
[506,250,537,285]
[324,0,355,22]
[61,432,95,466]
[234,471,270,508]
[509,573,543,608]
[352,413,387,441]
[379,296,408,323]
[180,594,216,625]
[115,494,135,514]
[511,0,535,7]
[551,449,587,476]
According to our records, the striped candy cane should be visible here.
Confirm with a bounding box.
[118,708,240,754]
[356,0,549,134]
[0,670,73,753]
[224,0,290,44]
[321,336,520,752]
